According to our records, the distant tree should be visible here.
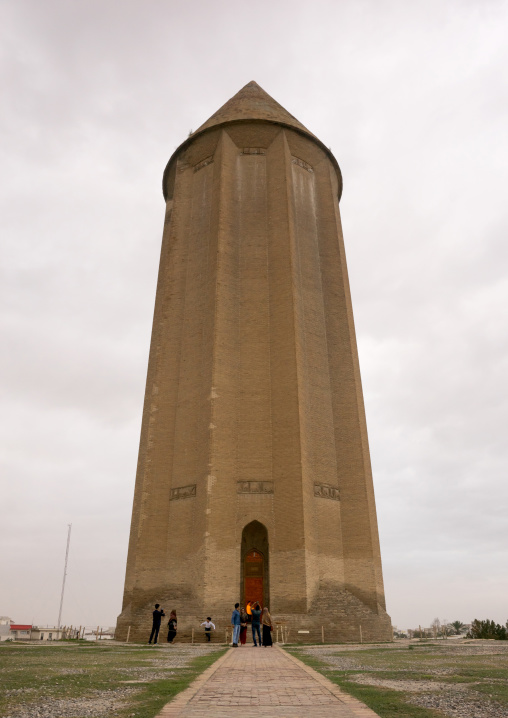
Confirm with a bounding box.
[449,621,466,635]
[430,617,441,639]
[467,619,507,640]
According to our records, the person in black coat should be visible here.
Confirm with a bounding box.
[148,603,165,644]
[167,610,177,643]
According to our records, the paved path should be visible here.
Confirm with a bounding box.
[157,645,380,717]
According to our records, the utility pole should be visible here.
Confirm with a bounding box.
[57,524,72,630]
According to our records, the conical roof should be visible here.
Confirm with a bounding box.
[163,82,342,200]
[191,81,316,139]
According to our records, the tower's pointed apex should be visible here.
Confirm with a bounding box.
[193,81,315,138]
[163,81,343,202]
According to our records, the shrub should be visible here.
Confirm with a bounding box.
[467,619,507,640]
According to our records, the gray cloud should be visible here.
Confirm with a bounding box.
[1,0,507,630]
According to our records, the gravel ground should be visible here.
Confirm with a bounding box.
[1,643,222,718]
[410,691,508,718]
[295,640,508,718]
[4,688,138,718]
[109,645,219,682]
[350,675,470,692]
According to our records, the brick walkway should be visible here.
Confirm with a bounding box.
[157,645,380,717]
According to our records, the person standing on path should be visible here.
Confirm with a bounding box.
[251,603,262,646]
[261,606,273,647]
[167,610,177,643]
[200,617,215,642]
[231,603,241,646]
[239,608,248,645]
[148,603,165,644]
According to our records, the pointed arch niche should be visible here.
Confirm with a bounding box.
[241,521,269,609]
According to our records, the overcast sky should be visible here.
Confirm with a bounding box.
[1,0,507,632]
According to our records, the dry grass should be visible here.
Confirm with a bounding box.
[286,640,508,718]
[0,641,226,718]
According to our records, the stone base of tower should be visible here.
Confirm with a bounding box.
[115,588,392,644]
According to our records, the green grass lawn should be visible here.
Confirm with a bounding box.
[285,642,508,718]
[0,641,226,718]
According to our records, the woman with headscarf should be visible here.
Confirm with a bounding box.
[167,610,177,643]
[261,606,273,647]
[239,607,248,645]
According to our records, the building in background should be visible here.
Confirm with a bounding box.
[30,626,66,641]
[116,82,391,643]
[8,624,32,640]
[0,616,13,641]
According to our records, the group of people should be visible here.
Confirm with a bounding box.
[148,604,177,644]
[231,602,273,647]
[148,605,216,645]
[148,601,274,646]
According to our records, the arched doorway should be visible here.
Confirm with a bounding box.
[244,549,264,608]
[241,521,269,609]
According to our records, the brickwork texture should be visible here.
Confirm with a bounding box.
[116,82,392,643]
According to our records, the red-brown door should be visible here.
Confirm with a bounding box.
[244,549,264,608]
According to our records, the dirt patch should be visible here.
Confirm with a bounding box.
[410,691,508,718]
[350,674,470,693]
[6,688,138,718]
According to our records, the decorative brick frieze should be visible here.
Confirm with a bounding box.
[314,483,340,501]
[242,147,266,155]
[194,156,214,172]
[291,156,313,172]
[170,484,196,500]
[237,481,274,494]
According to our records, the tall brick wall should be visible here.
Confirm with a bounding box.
[117,84,391,643]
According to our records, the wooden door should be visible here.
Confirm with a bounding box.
[244,549,264,608]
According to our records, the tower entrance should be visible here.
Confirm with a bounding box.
[244,549,264,607]
[241,521,269,609]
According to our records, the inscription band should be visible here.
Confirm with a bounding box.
[170,484,196,500]
[237,481,274,494]
[314,483,340,501]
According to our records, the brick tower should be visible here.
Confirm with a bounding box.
[116,82,391,642]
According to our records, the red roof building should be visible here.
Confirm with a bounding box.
[9,624,32,640]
